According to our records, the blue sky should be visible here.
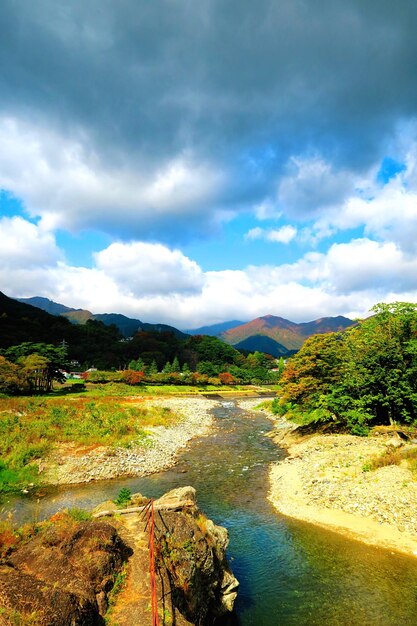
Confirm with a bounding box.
[1,1,417,327]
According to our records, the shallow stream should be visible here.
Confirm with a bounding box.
[4,401,417,625]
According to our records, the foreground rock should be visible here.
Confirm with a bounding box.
[154,487,239,622]
[0,518,130,625]
[268,426,417,556]
[0,487,238,626]
[105,487,239,626]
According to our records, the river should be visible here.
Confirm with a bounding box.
[4,400,417,625]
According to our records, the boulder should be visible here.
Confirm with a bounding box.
[154,490,239,624]
[0,518,131,624]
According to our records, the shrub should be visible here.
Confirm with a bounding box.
[114,487,132,508]
[67,507,92,522]
[345,410,370,436]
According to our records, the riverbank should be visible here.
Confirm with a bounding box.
[267,425,417,557]
[42,397,217,485]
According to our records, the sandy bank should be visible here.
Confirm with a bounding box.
[268,429,417,557]
[42,397,217,485]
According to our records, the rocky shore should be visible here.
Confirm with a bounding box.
[42,397,217,485]
[268,426,417,556]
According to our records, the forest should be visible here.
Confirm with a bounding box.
[273,302,417,434]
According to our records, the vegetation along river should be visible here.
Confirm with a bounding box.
[4,401,417,625]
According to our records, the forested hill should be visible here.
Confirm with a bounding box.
[0,292,255,375]
[220,314,354,352]
[274,302,417,433]
[0,292,74,346]
[17,296,186,338]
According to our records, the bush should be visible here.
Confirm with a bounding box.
[345,410,370,436]
[114,487,132,508]
[67,507,92,522]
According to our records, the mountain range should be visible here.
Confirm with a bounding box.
[16,297,187,339]
[14,296,355,357]
[219,314,355,356]
[185,320,245,336]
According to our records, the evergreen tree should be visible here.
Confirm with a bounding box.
[147,360,158,375]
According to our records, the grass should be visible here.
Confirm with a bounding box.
[0,395,182,494]
[54,381,274,398]
[366,445,417,475]
[104,562,129,625]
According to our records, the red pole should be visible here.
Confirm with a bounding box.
[148,500,160,626]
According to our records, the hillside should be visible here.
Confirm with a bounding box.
[0,292,242,372]
[0,292,74,348]
[234,335,291,357]
[15,296,186,338]
[221,314,354,353]
[185,320,245,336]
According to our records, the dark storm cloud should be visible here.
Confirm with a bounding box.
[0,0,416,238]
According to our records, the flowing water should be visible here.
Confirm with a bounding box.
[4,401,417,625]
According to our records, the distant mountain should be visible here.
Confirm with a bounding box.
[298,316,355,336]
[17,297,93,324]
[14,296,186,338]
[94,313,187,339]
[17,296,77,316]
[185,320,246,336]
[221,314,355,354]
[234,335,290,357]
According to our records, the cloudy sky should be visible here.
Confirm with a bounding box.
[1,0,417,328]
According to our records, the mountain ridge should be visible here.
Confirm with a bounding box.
[185,320,245,336]
[220,314,355,352]
[13,296,355,355]
[16,297,187,338]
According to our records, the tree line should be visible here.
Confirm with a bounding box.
[273,302,417,434]
[0,334,282,394]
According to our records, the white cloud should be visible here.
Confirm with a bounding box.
[304,140,417,251]
[267,226,297,243]
[94,241,204,296]
[0,116,226,241]
[245,227,263,240]
[0,216,62,269]
[245,225,297,243]
[5,218,417,328]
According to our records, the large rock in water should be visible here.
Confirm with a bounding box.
[153,487,239,623]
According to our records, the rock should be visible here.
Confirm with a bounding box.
[385,437,404,449]
[155,485,197,508]
[130,492,149,506]
[0,519,131,625]
[92,499,118,515]
[0,486,237,626]
[155,502,239,623]
[0,566,98,626]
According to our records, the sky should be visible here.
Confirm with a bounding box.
[1,0,417,328]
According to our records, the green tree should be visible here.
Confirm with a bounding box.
[278,302,417,431]
[147,360,159,375]
[0,356,28,394]
[162,361,173,374]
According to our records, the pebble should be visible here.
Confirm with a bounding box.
[43,397,218,485]
[277,432,417,535]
